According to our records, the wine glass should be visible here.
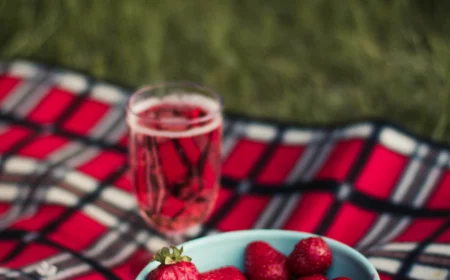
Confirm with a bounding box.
[126,82,223,243]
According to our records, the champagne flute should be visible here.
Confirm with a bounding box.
[126,82,223,243]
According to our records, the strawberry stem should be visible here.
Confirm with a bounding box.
[152,246,192,265]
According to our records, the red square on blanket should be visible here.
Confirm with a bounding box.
[0,241,19,261]
[426,170,450,210]
[256,145,305,184]
[27,87,76,124]
[78,150,126,180]
[127,249,154,277]
[325,203,377,246]
[283,192,334,233]
[75,274,106,280]
[0,74,21,102]
[379,273,394,280]
[4,243,58,269]
[0,202,10,215]
[113,254,142,279]
[61,98,109,135]
[48,211,107,252]
[355,145,408,199]
[206,187,233,221]
[11,205,65,231]
[114,173,133,192]
[315,139,364,181]
[217,194,271,231]
[119,134,128,147]
[394,218,446,242]
[18,134,69,159]
[0,126,32,154]
[437,227,450,242]
[222,139,268,179]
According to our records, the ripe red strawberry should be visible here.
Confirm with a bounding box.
[244,241,289,280]
[332,278,351,280]
[147,246,200,280]
[200,266,247,280]
[287,237,332,276]
[297,275,328,280]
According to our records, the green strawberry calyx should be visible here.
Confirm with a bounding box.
[151,246,192,265]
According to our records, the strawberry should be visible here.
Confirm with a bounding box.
[287,237,332,276]
[332,278,351,280]
[244,241,289,280]
[147,246,200,280]
[297,275,328,280]
[200,266,247,280]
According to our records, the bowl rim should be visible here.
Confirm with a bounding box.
[136,229,380,280]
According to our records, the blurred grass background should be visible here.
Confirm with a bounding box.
[1,0,450,142]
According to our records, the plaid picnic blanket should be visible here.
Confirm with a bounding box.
[0,60,449,280]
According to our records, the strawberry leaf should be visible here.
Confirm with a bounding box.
[172,246,181,259]
[180,256,192,262]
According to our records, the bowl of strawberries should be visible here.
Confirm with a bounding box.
[137,229,379,280]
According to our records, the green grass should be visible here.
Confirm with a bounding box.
[1,0,450,143]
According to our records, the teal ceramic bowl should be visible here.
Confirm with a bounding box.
[136,230,379,280]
